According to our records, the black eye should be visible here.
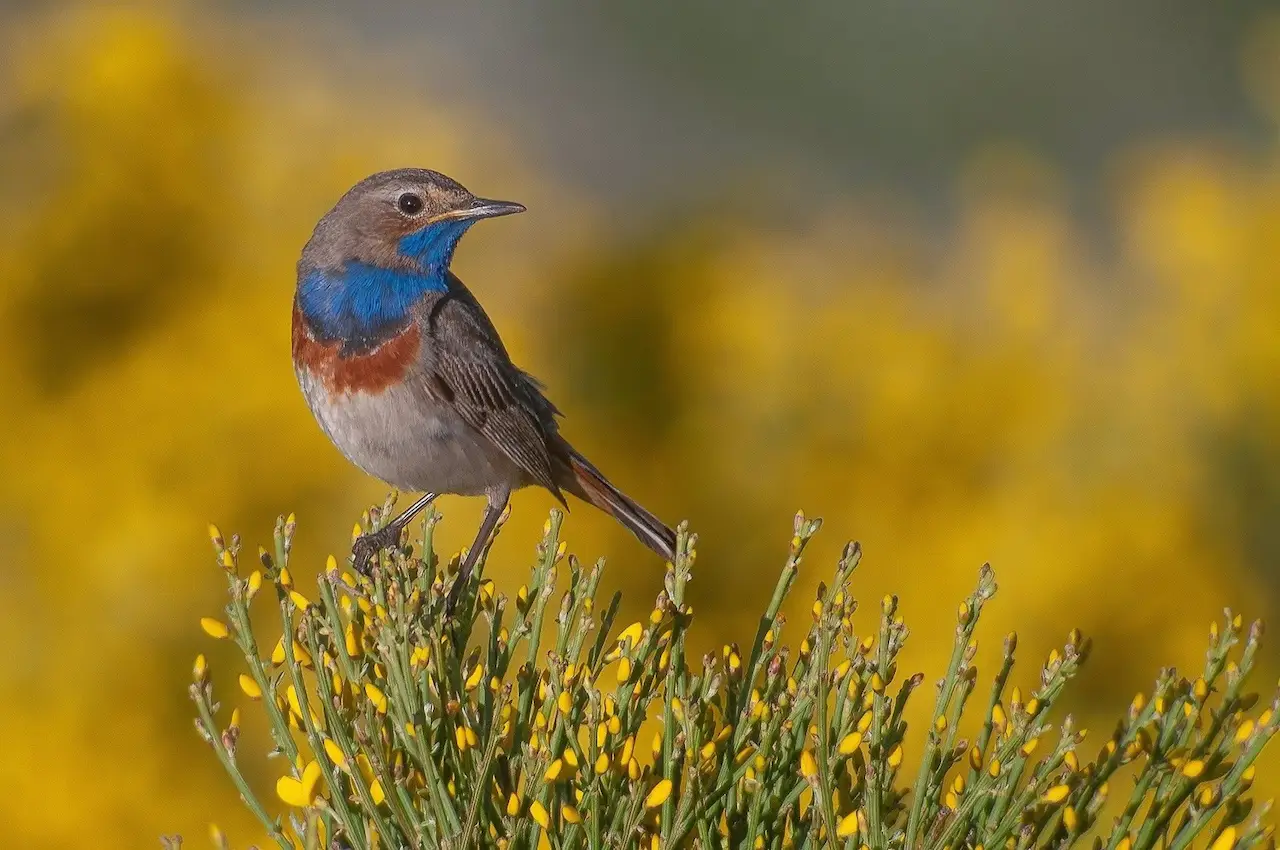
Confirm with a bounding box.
[397,192,424,215]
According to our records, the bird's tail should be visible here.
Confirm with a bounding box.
[560,447,676,562]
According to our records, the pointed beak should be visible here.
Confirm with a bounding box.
[438,197,527,223]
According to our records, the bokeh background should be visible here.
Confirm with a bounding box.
[2,1,1279,846]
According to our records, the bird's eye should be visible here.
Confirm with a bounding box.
[397,193,425,215]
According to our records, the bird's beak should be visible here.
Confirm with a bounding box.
[435,198,527,223]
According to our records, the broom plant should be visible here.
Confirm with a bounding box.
[184,498,1278,849]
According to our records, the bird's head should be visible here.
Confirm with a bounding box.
[296,169,524,342]
[301,168,525,277]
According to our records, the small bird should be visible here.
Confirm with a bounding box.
[292,168,676,610]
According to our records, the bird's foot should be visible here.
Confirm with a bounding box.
[351,523,403,575]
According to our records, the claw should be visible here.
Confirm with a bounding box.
[350,523,402,575]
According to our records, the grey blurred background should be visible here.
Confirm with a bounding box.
[233,0,1276,215]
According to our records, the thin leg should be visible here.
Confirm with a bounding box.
[446,491,510,614]
[351,491,438,575]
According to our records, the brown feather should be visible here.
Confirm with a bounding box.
[559,445,676,561]
[292,304,421,395]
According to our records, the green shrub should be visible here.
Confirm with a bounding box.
[185,501,1278,849]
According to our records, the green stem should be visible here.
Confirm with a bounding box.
[193,688,290,849]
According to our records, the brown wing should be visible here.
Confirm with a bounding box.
[420,274,566,500]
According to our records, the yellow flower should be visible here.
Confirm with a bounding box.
[364,683,388,714]
[192,654,208,682]
[800,750,819,780]
[346,623,364,659]
[617,621,644,649]
[276,760,322,807]
[645,779,673,809]
[529,801,550,829]
[1210,827,1237,850]
[837,811,859,838]
[1041,784,1070,804]
[238,674,262,699]
[561,804,581,824]
[323,738,345,768]
[200,617,229,639]
[291,641,314,669]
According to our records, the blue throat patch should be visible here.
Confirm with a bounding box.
[298,220,474,347]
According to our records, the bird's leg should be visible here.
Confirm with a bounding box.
[446,491,510,614]
[351,491,438,575]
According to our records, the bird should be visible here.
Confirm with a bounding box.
[291,168,676,611]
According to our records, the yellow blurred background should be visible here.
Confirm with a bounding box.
[2,3,1279,846]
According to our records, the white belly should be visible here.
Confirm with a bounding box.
[297,369,520,496]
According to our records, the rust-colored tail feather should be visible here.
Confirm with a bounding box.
[562,448,676,562]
